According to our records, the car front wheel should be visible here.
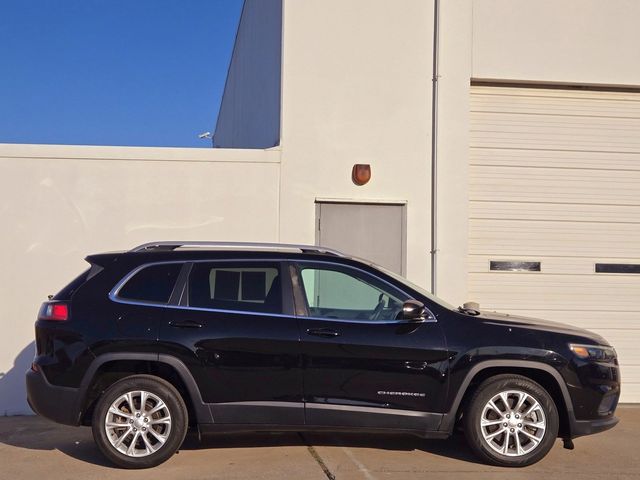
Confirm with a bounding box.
[463,374,559,467]
[91,374,188,468]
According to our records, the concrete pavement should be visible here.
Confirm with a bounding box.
[0,407,637,480]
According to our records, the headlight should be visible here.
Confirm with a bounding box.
[569,343,616,361]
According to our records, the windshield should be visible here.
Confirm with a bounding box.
[365,262,456,311]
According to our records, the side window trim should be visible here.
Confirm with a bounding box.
[108,258,433,323]
[110,258,295,316]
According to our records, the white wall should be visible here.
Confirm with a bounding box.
[433,0,473,306]
[279,0,435,291]
[472,0,640,85]
[0,143,280,415]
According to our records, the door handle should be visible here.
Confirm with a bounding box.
[306,328,340,338]
[169,320,203,329]
[404,361,428,370]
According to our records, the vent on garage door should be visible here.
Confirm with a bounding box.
[469,84,640,402]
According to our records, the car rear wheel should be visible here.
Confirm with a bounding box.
[463,374,559,467]
[91,374,188,469]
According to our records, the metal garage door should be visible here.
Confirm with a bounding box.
[469,85,640,402]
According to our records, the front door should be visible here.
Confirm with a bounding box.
[293,261,449,431]
[160,260,303,425]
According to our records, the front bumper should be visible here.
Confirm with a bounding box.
[26,368,82,426]
[570,415,619,438]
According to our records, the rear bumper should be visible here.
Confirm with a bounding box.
[570,415,619,438]
[26,369,81,426]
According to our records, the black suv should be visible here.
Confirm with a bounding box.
[26,242,620,468]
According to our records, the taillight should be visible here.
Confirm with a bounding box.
[38,302,69,321]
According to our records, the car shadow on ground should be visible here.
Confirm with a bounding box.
[184,429,483,465]
[0,417,481,468]
[0,418,114,468]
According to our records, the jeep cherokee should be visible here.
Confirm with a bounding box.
[26,241,620,468]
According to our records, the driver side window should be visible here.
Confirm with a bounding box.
[298,265,408,321]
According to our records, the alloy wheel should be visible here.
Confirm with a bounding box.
[479,389,547,457]
[104,390,172,457]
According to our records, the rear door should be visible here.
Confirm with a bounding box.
[293,261,449,431]
[159,259,304,425]
[110,262,182,343]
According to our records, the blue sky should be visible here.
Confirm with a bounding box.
[0,0,243,148]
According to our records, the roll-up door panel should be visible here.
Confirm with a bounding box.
[470,85,640,402]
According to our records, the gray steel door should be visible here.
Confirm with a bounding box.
[316,202,405,274]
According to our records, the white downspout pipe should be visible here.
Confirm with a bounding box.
[430,0,440,294]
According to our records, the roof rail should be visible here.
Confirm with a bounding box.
[130,241,345,257]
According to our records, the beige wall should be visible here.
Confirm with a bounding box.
[0,143,280,414]
[472,0,640,85]
[433,0,473,305]
[279,0,435,290]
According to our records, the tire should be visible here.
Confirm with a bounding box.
[91,374,188,469]
[463,374,559,467]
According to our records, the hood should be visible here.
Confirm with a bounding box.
[470,310,610,346]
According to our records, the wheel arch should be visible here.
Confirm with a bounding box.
[77,353,212,426]
[439,360,575,438]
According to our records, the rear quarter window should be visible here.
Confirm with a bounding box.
[116,263,182,304]
[53,263,103,300]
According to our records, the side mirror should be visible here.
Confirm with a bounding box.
[401,299,427,322]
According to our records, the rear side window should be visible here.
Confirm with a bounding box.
[188,262,282,314]
[54,263,103,300]
[117,263,182,304]
[54,268,91,300]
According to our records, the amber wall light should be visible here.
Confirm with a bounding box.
[352,164,371,186]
